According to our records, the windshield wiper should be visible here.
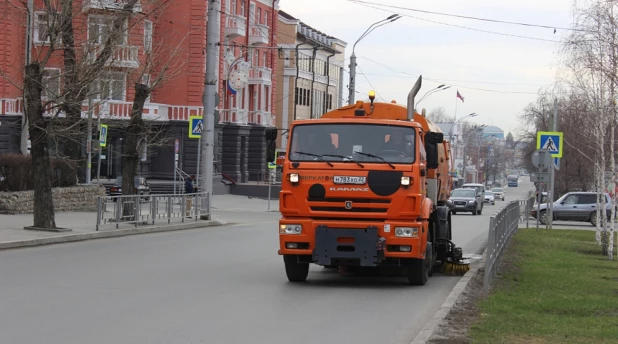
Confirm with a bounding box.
[294,151,333,166]
[353,152,395,169]
[323,154,364,168]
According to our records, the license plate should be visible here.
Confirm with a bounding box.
[333,176,366,184]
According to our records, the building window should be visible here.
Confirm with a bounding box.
[92,71,125,101]
[240,0,245,16]
[264,10,269,26]
[88,15,127,45]
[263,51,268,67]
[144,20,153,52]
[257,7,261,23]
[230,0,237,15]
[42,68,61,99]
[34,12,60,44]
[142,74,151,103]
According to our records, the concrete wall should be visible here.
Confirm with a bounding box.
[0,185,107,214]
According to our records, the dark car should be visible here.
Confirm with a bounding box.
[109,176,150,202]
[448,188,482,215]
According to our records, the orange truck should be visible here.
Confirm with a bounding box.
[265,77,463,285]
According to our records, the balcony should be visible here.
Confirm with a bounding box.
[225,15,247,38]
[248,66,272,85]
[84,43,139,68]
[82,0,142,12]
[249,24,269,45]
[248,111,274,126]
[220,109,248,124]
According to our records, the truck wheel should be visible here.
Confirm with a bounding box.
[406,258,429,286]
[406,243,430,285]
[283,255,309,282]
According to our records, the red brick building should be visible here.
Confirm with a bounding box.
[0,0,279,187]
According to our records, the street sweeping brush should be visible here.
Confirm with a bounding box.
[436,238,471,276]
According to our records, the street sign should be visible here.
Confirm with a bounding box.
[174,139,180,154]
[189,116,203,138]
[530,172,551,183]
[532,149,553,168]
[536,131,563,157]
[99,124,108,148]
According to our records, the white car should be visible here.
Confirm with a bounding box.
[484,191,495,205]
[491,188,505,201]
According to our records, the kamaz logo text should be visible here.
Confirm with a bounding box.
[330,187,369,192]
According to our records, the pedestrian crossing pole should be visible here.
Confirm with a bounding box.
[549,99,558,230]
[201,0,220,219]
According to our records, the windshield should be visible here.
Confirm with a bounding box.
[492,188,503,192]
[485,191,493,195]
[451,189,475,198]
[289,123,416,164]
[462,185,482,194]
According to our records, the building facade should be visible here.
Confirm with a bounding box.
[0,0,280,187]
[274,10,346,149]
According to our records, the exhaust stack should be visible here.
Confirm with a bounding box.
[407,75,422,120]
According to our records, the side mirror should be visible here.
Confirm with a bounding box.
[425,132,444,144]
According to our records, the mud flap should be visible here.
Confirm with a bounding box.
[435,206,450,240]
[313,225,381,267]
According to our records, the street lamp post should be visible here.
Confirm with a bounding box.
[348,14,401,105]
[415,85,451,109]
[447,112,476,177]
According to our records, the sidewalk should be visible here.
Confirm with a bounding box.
[0,194,280,250]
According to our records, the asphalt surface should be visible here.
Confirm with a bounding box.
[0,184,532,344]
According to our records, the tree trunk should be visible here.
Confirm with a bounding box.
[60,0,83,161]
[121,83,149,219]
[24,64,56,229]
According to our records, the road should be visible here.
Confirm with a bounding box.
[0,185,532,344]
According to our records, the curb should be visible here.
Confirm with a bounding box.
[0,219,228,251]
[411,251,486,344]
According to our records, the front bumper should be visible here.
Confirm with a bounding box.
[451,201,476,211]
[278,219,424,265]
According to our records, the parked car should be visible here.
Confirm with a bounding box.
[448,188,483,215]
[491,187,505,201]
[530,191,612,226]
[484,191,495,205]
[109,176,151,202]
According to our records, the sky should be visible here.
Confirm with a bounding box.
[279,0,576,138]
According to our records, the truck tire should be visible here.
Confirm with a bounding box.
[283,255,309,282]
[406,242,430,285]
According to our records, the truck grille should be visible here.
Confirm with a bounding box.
[307,197,390,213]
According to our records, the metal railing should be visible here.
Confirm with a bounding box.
[483,196,534,293]
[95,192,210,231]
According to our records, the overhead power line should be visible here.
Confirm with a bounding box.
[347,0,593,33]
[348,1,564,43]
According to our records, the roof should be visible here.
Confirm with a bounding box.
[278,10,347,47]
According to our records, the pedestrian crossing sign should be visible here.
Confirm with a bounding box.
[536,131,563,158]
[189,116,203,138]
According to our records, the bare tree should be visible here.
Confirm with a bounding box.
[118,11,190,218]
[426,107,454,123]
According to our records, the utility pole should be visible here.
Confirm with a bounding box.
[21,0,34,156]
[348,53,357,105]
[86,97,93,184]
[548,99,558,230]
[201,0,220,218]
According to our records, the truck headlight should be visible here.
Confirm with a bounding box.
[401,176,411,186]
[280,224,302,234]
[395,227,418,237]
[288,173,299,183]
